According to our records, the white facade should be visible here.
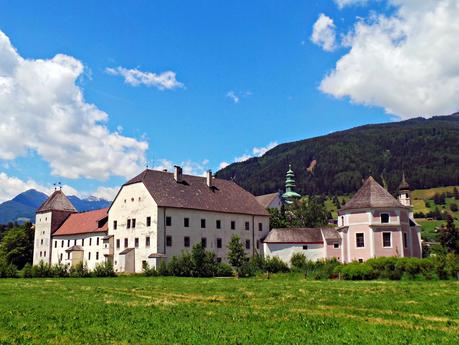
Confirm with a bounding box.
[33,211,53,265]
[108,182,270,273]
[263,243,325,264]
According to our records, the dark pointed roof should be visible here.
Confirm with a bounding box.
[37,190,77,213]
[399,173,410,191]
[119,169,269,216]
[340,176,405,211]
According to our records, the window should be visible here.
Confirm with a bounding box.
[96,252,99,260]
[201,237,207,248]
[358,258,364,263]
[201,219,206,228]
[303,245,308,250]
[166,216,172,226]
[40,239,43,245]
[68,240,70,247]
[333,242,340,249]
[217,238,222,248]
[74,240,77,246]
[383,232,392,247]
[146,236,150,247]
[60,253,63,262]
[82,239,84,246]
[146,217,151,227]
[184,218,189,227]
[216,257,222,263]
[88,252,91,260]
[142,261,147,269]
[403,233,408,248]
[67,252,70,260]
[132,218,136,228]
[89,238,92,246]
[245,222,250,230]
[39,251,42,257]
[124,238,128,248]
[245,240,251,249]
[135,238,139,248]
[356,233,365,248]
[61,240,64,248]
[184,236,190,247]
[97,237,100,246]
[44,251,46,256]
[341,216,344,226]
[258,223,263,232]
[54,241,57,248]
[113,221,117,230]
[116,239,120,249]
[216,220,221,229]
[256,240,260,249]
[166,236,172,247]
[381,213,390,224]
[231,221,236,230]
[127,219,131,229]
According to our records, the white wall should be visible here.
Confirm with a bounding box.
[263,243,326,265]
[51,233,107,270]
[33,212,52,265]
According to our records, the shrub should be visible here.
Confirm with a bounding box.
[264,256,290,273]
[157,260,169,276]
[237,260,257,277]
[336,262,376,280]
[93,261,116,277]
[450,203,458,212]
[168,253,194,277]
[0,259,18,278]
[445,253,459,279]
[31,261,52,278]
[305,259,341,280]
[215,263,234,277]
[290,253,307,271]
[69,262,90,278]
[22,263,33,278]
[191,244,218,277]
[143,263,158,277]
[51,263,70,278]
[250,254,266,272]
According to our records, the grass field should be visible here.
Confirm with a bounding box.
[0,276,458,344]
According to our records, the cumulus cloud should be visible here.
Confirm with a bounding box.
[219,142,278,169]
[311,14,337,52]
[92,186,119,201]
[226,90,252,104]
[0,31,148,180]
[334,0,368,9]
[0,172,78,202]
[106,67,184,90]
[319,0,459,118]
[153,158,211,176]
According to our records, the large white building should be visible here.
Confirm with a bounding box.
[33,167,270,273]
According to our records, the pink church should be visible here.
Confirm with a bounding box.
[263,175,422,263]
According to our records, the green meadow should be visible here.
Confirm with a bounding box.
[0,276,458,344]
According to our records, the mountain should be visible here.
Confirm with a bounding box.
[0,189,111,224]
[216,113,459,196]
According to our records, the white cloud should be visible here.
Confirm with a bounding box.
[226,90,252,104]
[0,31,148,180]
[311,14,337,52]
[319,0,459,118]
[106,67,184,90]
[92,186,118,201]
[334,0,368,9]
[0,172,78,203]
[153,158,210,176]
[221,141,278,169]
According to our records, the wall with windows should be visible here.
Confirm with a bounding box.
[373,228,402,257]
[108,182,159,273]
[33,211,53,265]
[158,207,270,264]
[264,243,325,264]
[345,224,372,262]
[51,233,106,270]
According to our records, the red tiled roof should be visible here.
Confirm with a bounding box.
[53,208,108,236]
[121,169,269,216]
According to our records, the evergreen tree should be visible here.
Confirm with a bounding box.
[454,187,459,200]
[0,223,34,270]
[227,235,247,270]
[439,215,459,254]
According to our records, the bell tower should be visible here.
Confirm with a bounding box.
[33,189,77,265]
[282,164,301,204]
[398,173,411,207]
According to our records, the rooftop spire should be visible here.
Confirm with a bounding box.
[399,172,410,191]
[282,164,301,203]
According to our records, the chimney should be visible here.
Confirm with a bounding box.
[174,165,182,183]
[206,170,213,188]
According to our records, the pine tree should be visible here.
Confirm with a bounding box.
[439,215,459,253]
[227,235,247,269]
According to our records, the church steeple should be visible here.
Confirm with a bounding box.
[282,164,301,203]
[398,172,411,207]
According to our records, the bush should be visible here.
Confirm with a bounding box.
[264,256,290,273]
[304,259,341,280]
[445,253,459,279]
[450,203,458,212]
[290,253,307,271]
[22,263,33,278]
[215,263,234,277]
[51,263,70,278]
[69,262,90,278]
[31,261,52,278]
[0,259,18,278]
[157,260,169,276]
[93,261,115,277]
[168,253,194,277]
[336,262,376,280]
[237,260,257,277]
[143,263,159,277]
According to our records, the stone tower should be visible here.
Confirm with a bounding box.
[33,190,77,265]
[398,173,411,207]
[282,164,301,204]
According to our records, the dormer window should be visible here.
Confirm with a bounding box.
[380,213,390,223]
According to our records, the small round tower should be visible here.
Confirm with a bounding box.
[398,172,411,207]
[282,164,301,203]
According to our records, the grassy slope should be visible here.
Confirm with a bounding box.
[0,277,458,344]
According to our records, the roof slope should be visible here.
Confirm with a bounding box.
[37,190,77,213]
[53,208,108,236]
[264,228,325,243]
[340,176,404,211]
[255,193,280,209]
[123,169,269,216]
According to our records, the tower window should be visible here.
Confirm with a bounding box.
[146,236,150,247]
[132,218,136,228]
[135,238,139,248]
[383,232,392,247]
[380,213,390,223]
[124,238,128,248]
[258,223,263,232]
[127,219,131,229]
[146,217,151,227]
[113,221,117,230]
[403,233,408,248]
[116,239,120,249]
[356,233,365,248]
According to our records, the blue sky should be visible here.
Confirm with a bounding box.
[0,0,457,200]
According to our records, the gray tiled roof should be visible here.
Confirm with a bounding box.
[122,169,269,216]
[340,176,404,210]
[264,228,325,243]
[37,190,77,213]
[256,193,281,209]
